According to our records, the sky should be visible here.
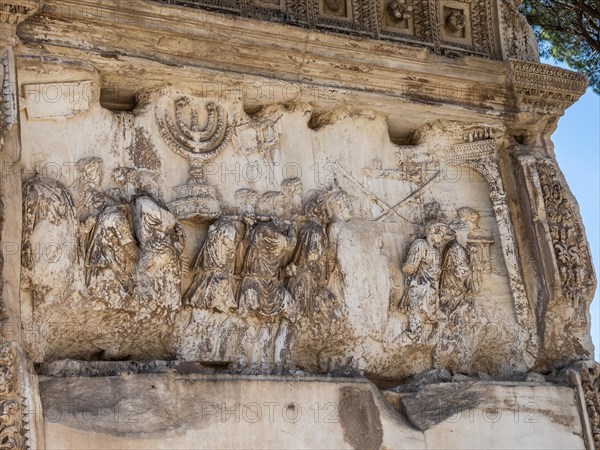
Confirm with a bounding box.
[550,71,600,361]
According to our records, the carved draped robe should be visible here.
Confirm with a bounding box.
[133,196,185,310]
[401,238,441,322]
[22,176,80,305]
[86,204,138,305]
[184,217,246,312]
[439,240,471,316]
[287,219,333,317]
[239,221,296,318]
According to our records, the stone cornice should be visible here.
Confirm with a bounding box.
[506,59,588,115]
[0,0,42,45]
[15,0,587,126]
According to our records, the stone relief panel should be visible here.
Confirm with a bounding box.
[17,82,591,380]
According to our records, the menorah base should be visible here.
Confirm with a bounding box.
[169,181,222,222]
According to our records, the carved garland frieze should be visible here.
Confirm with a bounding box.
[0,341,27,450]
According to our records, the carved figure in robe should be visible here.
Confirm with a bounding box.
[133,195,185,309]
[325,190,353,298]
[22,176,79,305]
[457,207,487,294]
[238,219,297,318]
[183,217,246,311]
[287,191,334,316]
[85,204,138,305]
[440,220,471,316]
[400,221,448,332]
[259,177,303,219]
[74,158,113,253]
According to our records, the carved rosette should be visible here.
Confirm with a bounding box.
[442,139,538,360]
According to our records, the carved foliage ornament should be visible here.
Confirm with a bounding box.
[0,342,27,450]
[507,60,587,114]
[536,158,595,306]
[0,47,17,136]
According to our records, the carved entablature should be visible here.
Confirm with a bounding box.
[155,0,501,58]
[507,60,588,115]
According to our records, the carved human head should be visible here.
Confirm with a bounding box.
[423,201,444,223]
[235,189,260,215]
[281,177,303,198]
[77,157,104,186]
[446,10,466,33]
[456,206,479,231]
[304,190,328,222]
[450,220,470,247]
[425,221,448,248]
[327,190,352,222]
[210,217,245,245]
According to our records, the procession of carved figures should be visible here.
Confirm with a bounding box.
[398,203,492,340]
[19,92,521,375]
[21,151,496,369]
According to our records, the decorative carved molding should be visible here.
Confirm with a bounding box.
[0,341,28,450]
[0,47,16,136]
[498,0,538,62]
[507,59,588,114]
[535,158,596,307]
[156,0,497,58]
[0,0,40,24]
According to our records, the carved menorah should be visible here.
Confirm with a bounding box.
[157,96,232,181]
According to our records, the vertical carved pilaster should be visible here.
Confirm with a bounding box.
[516,153,596,367]
[1,2,43,449]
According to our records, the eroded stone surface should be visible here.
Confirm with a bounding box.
[0,0,596,448]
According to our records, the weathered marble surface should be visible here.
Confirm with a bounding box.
[0,0,596,448]
[38,374,587,450]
